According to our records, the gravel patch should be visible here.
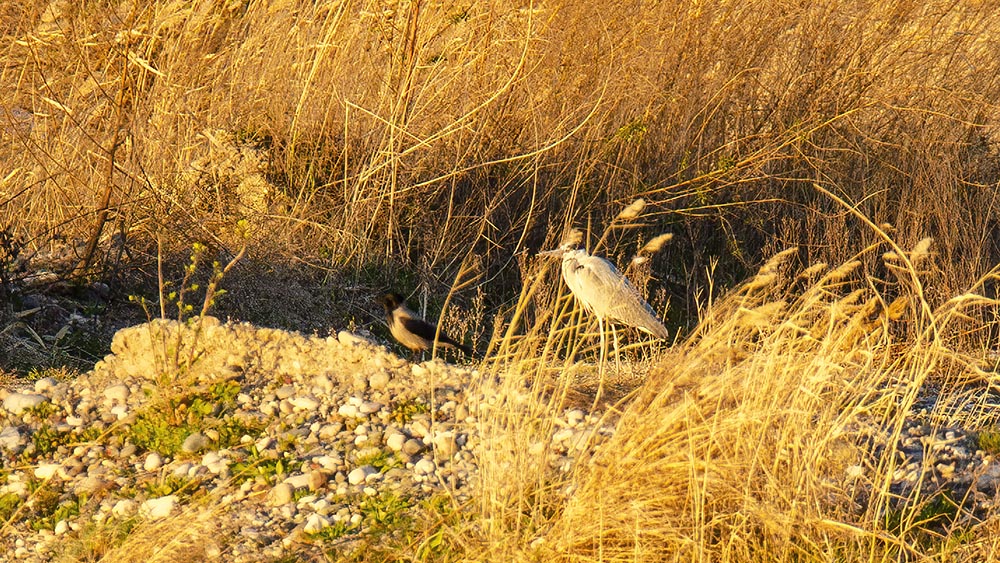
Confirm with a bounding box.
[0,318,612,561]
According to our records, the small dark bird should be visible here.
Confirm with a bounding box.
[379,292,472,359]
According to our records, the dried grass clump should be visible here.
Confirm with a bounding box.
[3,1,999,305]
[481,238,1000,562]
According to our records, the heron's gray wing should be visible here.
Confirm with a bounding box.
[571,254,670,339]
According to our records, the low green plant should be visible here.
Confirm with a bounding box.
[354,450,402,473]
[23,400,59,420]
[142,474,195,499]
[28,424,66,458]
[308,519,358,542]
[230,448,302,485]
[124,381,261,457]
[360,491,412,531]
[0,491,22,521]
[976,429,1000,455]
[52,517,139,562]
[388,399,430,425]
[31,493,86,531]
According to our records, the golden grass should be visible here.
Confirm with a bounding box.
[5,1,1000,561]
[470,232,1000,562]
[3,1,999,301]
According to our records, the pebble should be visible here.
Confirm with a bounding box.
[34,377,59,393]
[338,404,360,418]
[34,463,60,480]
[402,439,424,456]
[303,513,331,534]
[144,453,163,471]
[140,496,179,519]
[103,384,129,404]
[337,331,371,347]
[369,371,390,390]
[386,432,406,452]
[270,483,294,506]
[182,432,209,453]
[3,393,48,415]
[290,396,320,410]
[283,473,312,489]
[414,458,436,475]
[348,465,377,485]
[112,499,136,518]
[0,427,24,450]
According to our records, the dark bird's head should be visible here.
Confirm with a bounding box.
[380,292,405,313]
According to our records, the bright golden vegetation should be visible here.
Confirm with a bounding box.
[4,0,1000,561]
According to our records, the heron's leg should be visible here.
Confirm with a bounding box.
[610,323,622,372]
[594,316,606,409]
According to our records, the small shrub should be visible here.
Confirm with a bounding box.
[976,429,1000,455]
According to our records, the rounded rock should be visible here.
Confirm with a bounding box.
[140,495,179,519]
[103,384,130,404]
[34,463,60,480]
[0,427,24,451]
[3,393,48,415]
[348,465,377,485]
[414,458,436,475]
[303,513,331,534]
[270,483,294,506]
[181,432,209,454]
[144,453,163,471]
[369,371,390,390]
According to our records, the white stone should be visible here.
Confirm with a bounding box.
[312,455,341,470]
[348,465,377,485]
[65,416,83,428]
[338,331,373,347]
[566,409,586,426]
[270,483,294,506]
[255,436,275,451]
[338,404,360,418]
[386,433,406,452]
[53,520,69,535]
[34,463,60,480]
[34,377,58,393]
[291,396,320,410]
[0,426,23,450]
[410,419,431,438]
[103,384,130,404]
[3,393,47,414]
[172,462,193,477]
[431,432,459,458]
[359,401,383,415]
[552,428,575,444]
[414,458,436,475]
[368,371,390,390]
[283,473,312,489]
[112,499,136,518]
[110,405,129,420]
[144,453,163,471]
[275,385,296,400]
[181,432,208,453]
[303,513,331,534]
[140,495,178,519]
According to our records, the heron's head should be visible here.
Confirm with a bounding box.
[380,292,405,312]
[538,229,584,258]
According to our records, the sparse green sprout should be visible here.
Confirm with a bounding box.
[976,429,1000,455]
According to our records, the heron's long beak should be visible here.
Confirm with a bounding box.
[538,248,565,258]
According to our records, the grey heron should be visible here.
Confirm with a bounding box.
[540,240,669,369]
[380,293,472,359]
